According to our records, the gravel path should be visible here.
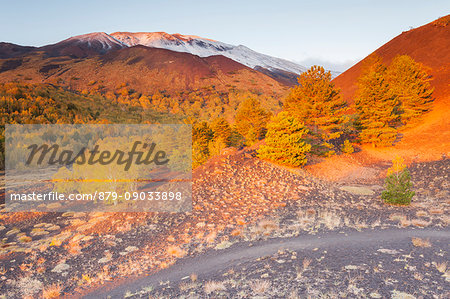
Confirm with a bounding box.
[85,227,449,298]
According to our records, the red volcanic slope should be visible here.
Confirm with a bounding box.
[324,15,450,165]
[0,45,287,95]
[333,15,450,101]
[306,16,450,181]
[0,42,36,59]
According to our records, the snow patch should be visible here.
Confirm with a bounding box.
[110,32,307,74]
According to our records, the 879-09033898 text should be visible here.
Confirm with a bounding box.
[9,191,184,201]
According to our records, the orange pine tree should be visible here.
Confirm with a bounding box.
[257,111,311,167]
[387,55,434,124]
[355,57,399,146]
[284,66,347,154]
[234,97,271,145]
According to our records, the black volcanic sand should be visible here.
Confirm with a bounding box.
[89,228,449,298]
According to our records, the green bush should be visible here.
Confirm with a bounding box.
[381,157,415,205]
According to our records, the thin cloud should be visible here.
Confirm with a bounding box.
[296,57,361,73]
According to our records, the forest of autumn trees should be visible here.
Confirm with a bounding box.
[284,65,347,156]
[258,54,434,166]
[355,56,400,146]
[0,83,182,169]
[355,54,434,146]
[191,97,271,167]
[0,54,434,169]
[190,54,433,168]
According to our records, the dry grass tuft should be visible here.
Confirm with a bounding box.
[42,284,62,299]
[167,245,185,258]
[411,219,431,227]
[195,222,206,228]
[415,210,428,217]
[435,261,447,273]
[18,235,32,243]
[318,210,341,230]
[303,258,312,271]
[179,281,197,292]
[236,218,246,226]
[205,231,217,243]
[353,218,368,230]
[442,215,450,225]
[258,219,278,232]
[190,273,198,282]
[389,214,410,226]
[371,219,381,228]
[231,229,242,236]
[96,267,111,283]
[429,208,444,215]
[413,272,424,280]
[66,241,82,255]
[204,280,226,294]
[249,279,271,295]
[296,258,312,279]
[411,237,431,247]
[306,208,316,216]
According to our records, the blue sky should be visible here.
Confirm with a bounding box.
[1,0,448,71]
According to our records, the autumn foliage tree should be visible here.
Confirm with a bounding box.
[387,55,434,124]
[285,65,347,155]
[355,56,399,146]
[211,117,232,145]
[354,54,434,146]
[209,117,232,156]
[257,111,311,167]
[192,121,213,168]
[234,97,271,145]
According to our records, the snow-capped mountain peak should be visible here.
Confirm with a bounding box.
[109,32,307,75]
[65,32,126,51]
[48,31,311,82]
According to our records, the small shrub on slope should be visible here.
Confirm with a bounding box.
[382,156,415,205]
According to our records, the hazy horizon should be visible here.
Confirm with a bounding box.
[1,0,449,71]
